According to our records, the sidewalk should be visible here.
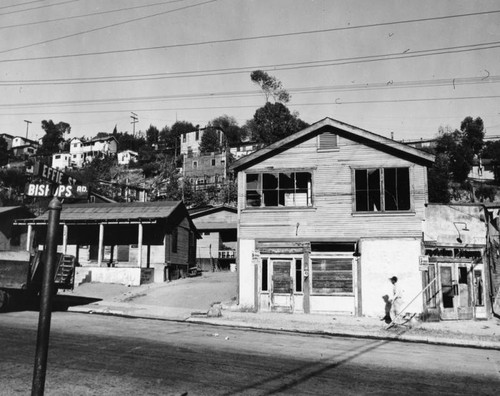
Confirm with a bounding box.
[61,278,500,350]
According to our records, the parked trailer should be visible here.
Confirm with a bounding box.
[0,250,76,312]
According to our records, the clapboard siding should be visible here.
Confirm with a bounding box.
[239,134,428,240]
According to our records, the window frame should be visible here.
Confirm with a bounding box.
[245,169,314,209]
[352,166,413,213]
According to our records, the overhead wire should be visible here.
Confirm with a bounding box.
[0,0,188,30]
[1,8,499,61]
[0,0,220,55]
[1,75,499,108]
[0,0,80,17]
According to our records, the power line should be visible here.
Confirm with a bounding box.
[0,0,47,12]
[1,95,499,117]
[1,39,499,81]
[0,0,188,30]
[0,0,220,55]
[1,8,499,61]
[0,0,80,17]
[1,75,499,108]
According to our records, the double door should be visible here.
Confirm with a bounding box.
[439,263,473,320]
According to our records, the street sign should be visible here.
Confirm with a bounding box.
[33,163,78,185]
[25,183,89,199]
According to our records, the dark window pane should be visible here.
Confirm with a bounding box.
[384,167,410,211]
[295,259,302,292]
[262,259,268,291]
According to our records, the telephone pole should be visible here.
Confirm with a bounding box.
[24,120,32,139]
[130,112,138,136]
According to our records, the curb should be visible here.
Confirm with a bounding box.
[67,304,500,351]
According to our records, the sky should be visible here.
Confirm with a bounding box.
[1,0,500,143]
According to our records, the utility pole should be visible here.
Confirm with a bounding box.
[24,120,32,139]
[130,112,138,136]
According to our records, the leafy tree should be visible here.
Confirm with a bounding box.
[482,140,500,182]
[199,128,221,154]
[38,120,71,156]
[0,136,9,166]
[461,116,484,156]
[208,115,246,145]
[427,154,451,203]
[66,156,114,189]
[114,131,146,152]
[251,70,290,103]
[247,102,309,145]
[146,125,159,145]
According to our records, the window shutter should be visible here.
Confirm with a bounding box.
[318,132,338,150]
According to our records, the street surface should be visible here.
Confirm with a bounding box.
[1,311,499,395]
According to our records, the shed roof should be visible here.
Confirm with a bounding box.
[15,201,184,224]
[230,117,435,172]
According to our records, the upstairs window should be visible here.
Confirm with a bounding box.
[354,167,411,212]
[246,171,312,208]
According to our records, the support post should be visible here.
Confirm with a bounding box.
[98,223,104,266]
[31,198,62,396]
[26,224,33,252]
[62,224,68,254]
[137,222,143,268]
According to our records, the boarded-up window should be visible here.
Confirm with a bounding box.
[246,171,312,208]
[355,167,410,212]
[318,132,338,150]
[311,258,353,294]
[117,245,129,262]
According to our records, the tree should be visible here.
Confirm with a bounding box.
[247,102,309,145]
[251,70,290,103]
[199,128,221,154]
[146,125,160,145]
[461,116,484,157]
[208,115,246,145]
[38,120,71,156]
[482,140,500,182]
[0,136,9,166]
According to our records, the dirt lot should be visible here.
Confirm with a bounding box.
[66,270,238,311]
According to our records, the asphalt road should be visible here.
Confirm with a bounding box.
[1,311,499,396]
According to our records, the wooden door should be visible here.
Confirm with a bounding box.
[271,260,294,312]
[439,263,473,320]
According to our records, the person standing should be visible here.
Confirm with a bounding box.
[389,276,404,320]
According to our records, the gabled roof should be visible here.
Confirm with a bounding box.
[230,117,435,172]
[188,205,237,218]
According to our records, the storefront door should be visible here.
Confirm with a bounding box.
[270,259,294,312]
[439,263,473,320]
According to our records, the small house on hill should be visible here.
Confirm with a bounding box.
[15,201,199,285]
[230,117,435,317]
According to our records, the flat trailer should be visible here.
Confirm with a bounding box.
[0,250,76,311]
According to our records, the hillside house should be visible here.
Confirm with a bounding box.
[52,152,71,170]
[69,136,118,168]
[15,201,199,285]
[117,150,139,166]
[230,118,435,317]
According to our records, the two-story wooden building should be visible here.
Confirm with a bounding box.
[230,118,435,317]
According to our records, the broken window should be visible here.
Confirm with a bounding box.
[354,167,410,212]
[245,171,313,208]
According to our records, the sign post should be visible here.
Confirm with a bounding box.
[31,198,62,396]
